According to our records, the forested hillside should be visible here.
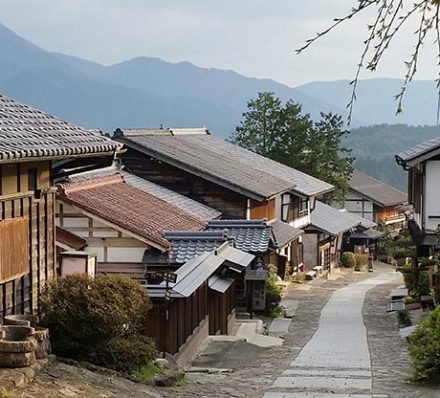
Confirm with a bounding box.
[346,124,440,190]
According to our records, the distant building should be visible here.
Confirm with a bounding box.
[335,169,408,232]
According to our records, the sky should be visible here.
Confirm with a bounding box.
[1,0,438,87]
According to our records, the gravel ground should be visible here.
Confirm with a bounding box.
[10,264,440,398]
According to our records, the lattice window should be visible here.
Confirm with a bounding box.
[0,218,29,282]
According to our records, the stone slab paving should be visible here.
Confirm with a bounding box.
[265,271,399,398]
[268,318,292,335]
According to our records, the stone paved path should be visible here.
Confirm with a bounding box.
[264,271,399,398]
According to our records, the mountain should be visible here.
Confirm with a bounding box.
[346,124,440,190]
[0,22,351,136]
[296,79,439,126]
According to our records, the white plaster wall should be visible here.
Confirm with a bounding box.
[86,247,105,262]
[107,247,145,263]
[302,233,318,270]
[425,160,440,232]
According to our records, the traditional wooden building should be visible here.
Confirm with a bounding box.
[113,127,332,278]
[0,94,121,316]
[396,137,440,301]
[56,166,220,272]
[303,202,376,271]
[335,169,408,233]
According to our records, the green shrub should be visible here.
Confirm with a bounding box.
[397,309,412,327]
[340,252,356,268]
[265,278,282,310]
[354,253,368,271]
[40,273,155,373]
[90,336,156,374]
[408,306,440,383]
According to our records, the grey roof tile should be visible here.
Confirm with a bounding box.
[207,219,272,253]
[349,170,407,207]
[164,231,229,264]
[268,220,303,248]
[114,128,333,199]
[0,94,121,161]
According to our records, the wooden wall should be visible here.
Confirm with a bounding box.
[145,283,208,355]
[121,149,248,219]
[0,162,55,316]
[208,282,235,335]
[375,205,400,223]
[250,198,275,221]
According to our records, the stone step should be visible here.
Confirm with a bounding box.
[282,368,372,378]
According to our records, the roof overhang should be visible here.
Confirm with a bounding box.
[114,134,295,202]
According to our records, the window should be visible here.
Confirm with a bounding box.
[0,218,29,282]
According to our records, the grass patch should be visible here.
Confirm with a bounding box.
[132,363,166,383]
[266,307,284,318]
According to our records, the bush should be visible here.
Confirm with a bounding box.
[90,336,156,374]
[408,306,440,383]
[354,253,368,271]
[340,252,356,268]
[397,309,412,327]
[40,273,155,373]
[265,278,282,310]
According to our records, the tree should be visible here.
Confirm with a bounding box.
[297,1,440,123]
[230,92,354,202]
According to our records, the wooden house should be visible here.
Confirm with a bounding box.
[334,170,408,233]
[396,137,440,253]
[56,166,220,272]
[0,94,121,316]
[113,127,332,278]
[396,137,440,301]
[303,202,376,272]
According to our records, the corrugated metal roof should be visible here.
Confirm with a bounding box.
[216,244,254,269]
[114,128,333,199]
[0,94,121,162]
[310,201,360,236]
[208,275,234,293]
[268,220,303,248]
[207,219,272,253]
[171,252,224,297]
[349,170,407,207]
[396,135,440,165]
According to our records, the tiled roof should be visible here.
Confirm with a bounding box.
[164,231,230,264]
[268,220,303,248]
[396,136,440,166]
[56,227,87,250]
[67,165,221,222]
[57,174,207,250]
[0,94,122,162]
[349,170,407,207]
[310,202,360,236]
[114,128,333,199]
[207,219,272,253]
